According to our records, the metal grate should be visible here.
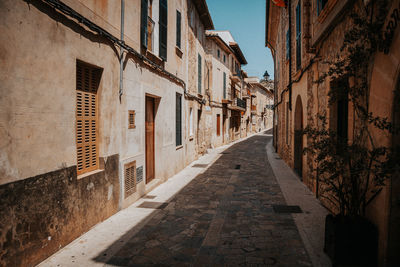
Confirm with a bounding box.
[142,195,156,199]
[137,201,168,209]
[128,110,136,129]
[124,161,136,198]
[272,205,303,213]
[192,164,208,168]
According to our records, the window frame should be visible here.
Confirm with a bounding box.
[176,92,182,146]
[198,54,202,94]
[176,10,181,49]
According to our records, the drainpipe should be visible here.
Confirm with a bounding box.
[273,52,278,152]
[119,0,125,102]
[288,0,292,110]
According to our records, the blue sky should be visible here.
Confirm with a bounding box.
[207,0,274,79]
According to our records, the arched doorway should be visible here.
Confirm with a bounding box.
[294,95,303,179]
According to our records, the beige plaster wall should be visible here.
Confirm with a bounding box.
[0,0,120,185]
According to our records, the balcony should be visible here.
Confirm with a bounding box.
[230,73,241,83]
[230,97,246,111]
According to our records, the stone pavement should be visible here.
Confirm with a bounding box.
[105,134,311,266]
[39,132,331,267]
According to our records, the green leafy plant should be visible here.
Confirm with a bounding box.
[303,2,400,217]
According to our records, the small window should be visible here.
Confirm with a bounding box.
[217,49,220,58]
[198,54,202,94]
[176,10,181,49]
[176,93,182,146]
[128,110,136,129]
[223,54,226,63]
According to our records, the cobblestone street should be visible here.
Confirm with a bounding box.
[103,134,312,266]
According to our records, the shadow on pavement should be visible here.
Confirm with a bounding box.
[92,135,312,266]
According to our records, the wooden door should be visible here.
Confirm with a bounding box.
[145,96,155,183]
[217,114,221,136]
[222,115,226,143]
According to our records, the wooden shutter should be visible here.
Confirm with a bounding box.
[223,72,226,99]
[76,61,102,175]
[159,0,168,60]
[198,54,202,94]
[124,161,136,198]
[217,114,221,136]
[176,10,181,49]
[176,93,182,146]
[141,0,148,48]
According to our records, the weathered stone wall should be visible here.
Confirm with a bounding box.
[0,155,119,267]
[272,0,400,265]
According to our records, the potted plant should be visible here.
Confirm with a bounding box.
[303,3,400,266]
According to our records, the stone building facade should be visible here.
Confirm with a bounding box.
[0,0,273,266]
[247,77,274,133]
[266,0,400,265]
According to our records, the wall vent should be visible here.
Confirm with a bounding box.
[124,161,136,198]
[128,110,136,129]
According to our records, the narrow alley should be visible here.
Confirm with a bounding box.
[107,133,310,266]
[39,132,330,266]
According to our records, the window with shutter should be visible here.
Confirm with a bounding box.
[176,93,182,146]
[141,0,148,48]
[159,0,168,60]
[176,10,181,49]
[223,72,226,99]
[198,54,202,94]
[76,60,102,175]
